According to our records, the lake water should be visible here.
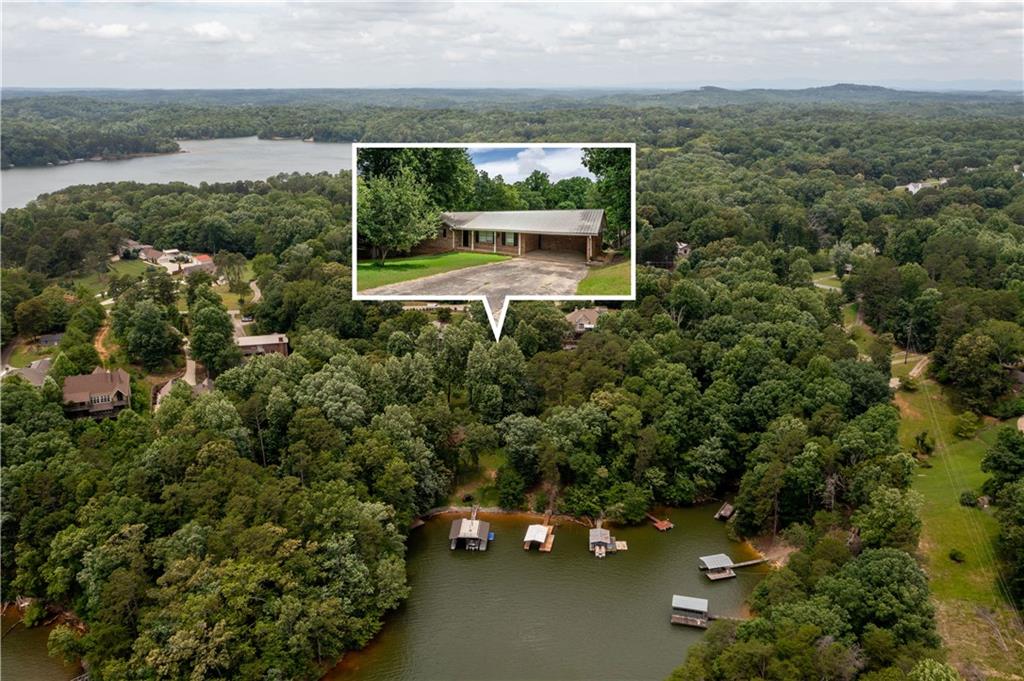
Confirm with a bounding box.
[1,610,82,680]
[325,507,765,681]
[1,507,764,680]
[0,137,353,210]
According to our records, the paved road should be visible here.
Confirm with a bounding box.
[362,252,589,312]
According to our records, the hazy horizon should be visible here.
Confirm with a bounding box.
[3,2,1020,90]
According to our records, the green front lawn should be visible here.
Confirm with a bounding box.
[576,260,631,295]
[357,252,509,290]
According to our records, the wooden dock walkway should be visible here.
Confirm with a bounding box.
[731,558,767,569]
[645,512,674,531]
[670,613,708,628]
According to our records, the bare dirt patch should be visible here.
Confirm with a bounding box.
[750,536,797,567]
[894,392,923,420]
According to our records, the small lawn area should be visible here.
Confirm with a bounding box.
[67,259,154,297]
[357,252,509,290]
[812,270,842,289]
[8,341,53,368]
[177,282,251,312]
[576,260,631,295]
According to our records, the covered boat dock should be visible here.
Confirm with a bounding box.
[523,523,555,552]
[450,517,491,551]
[698,553,767,580]
[670,595,709,628]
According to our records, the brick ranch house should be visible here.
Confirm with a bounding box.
[413,209,606,262]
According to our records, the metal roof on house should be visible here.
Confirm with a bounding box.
[235,334,289,347]
[672,595,709,612]
[441,209,605,236]
[699,553,734,570]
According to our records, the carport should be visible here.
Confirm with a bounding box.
[439,209,605,261]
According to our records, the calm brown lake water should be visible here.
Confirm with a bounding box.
[1,610,82,680]
[0,506,764,680]
[324,506,765,681]
[0,136,353,210]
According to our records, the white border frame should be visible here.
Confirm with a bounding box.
[351,142,636,338]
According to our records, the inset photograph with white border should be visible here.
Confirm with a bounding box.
[352,142,635,337]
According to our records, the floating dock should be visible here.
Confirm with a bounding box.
[713,502,734,521]
[646,512,674,531]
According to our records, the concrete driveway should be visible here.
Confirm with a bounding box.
[362,251,588,310]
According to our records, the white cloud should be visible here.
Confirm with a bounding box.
[187,21,252,43]
[86,24,135,39]
[474,148,595,183]
[2,2,1020,88]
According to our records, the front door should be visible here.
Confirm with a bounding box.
[462,230,470,247]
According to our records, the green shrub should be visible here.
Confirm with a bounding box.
[948,548,966,563]
[954,411,979,439]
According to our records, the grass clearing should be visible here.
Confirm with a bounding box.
[812,270,842,289]
[356,252,509,290]
[177,282,251,312]
[895,380,1024,674]
[576,260,631,295]
[448,450,504,507]
[67,259,154,297]
[8,341,53,368]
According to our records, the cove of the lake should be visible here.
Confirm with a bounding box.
[2,507,764,681]
[325,506,766,681]
[0,136,353,211]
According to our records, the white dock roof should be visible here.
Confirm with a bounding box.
[672,595,709,612]
[524,524,548,543]
[699,553,734,570]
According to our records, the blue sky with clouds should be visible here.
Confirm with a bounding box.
[2,3,1020,89]
[469,148,595,183]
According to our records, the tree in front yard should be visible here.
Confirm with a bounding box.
[357,167,438,264]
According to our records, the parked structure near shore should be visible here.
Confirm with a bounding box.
[449,508,491,551]
[698,553,767,580]
[523,523,555,552]
[670,595,709,628]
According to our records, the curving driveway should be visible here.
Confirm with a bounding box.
[361,251,588,311]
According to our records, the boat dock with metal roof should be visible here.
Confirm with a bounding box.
[670,595,709,628]
[698,553,767,580]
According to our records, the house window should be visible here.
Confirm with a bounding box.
[503,232,518,247]
[477,231,495,245]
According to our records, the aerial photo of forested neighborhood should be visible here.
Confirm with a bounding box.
[1,3,1023,681]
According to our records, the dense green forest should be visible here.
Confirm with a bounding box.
[2,91,1024,679]
[2,86,1019,167]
